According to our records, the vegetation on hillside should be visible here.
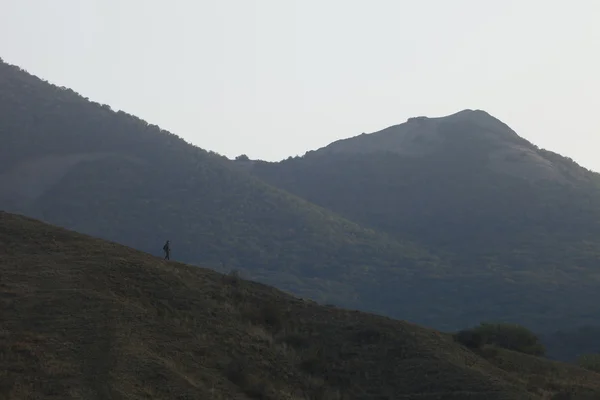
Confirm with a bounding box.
[3,58,600,364]
[0,59,446,314]
[2,211,600,399]
[454,323,545,356]
[249,119,600,333]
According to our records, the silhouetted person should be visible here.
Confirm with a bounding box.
[163,240,171,260]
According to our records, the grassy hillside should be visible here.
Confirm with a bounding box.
[0,58,447,314]
[249,111,600,332]
[2,212,600,399]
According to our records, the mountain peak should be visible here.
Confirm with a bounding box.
[306,110,579,182]
[408,108,489,121]
[311,109,526,159]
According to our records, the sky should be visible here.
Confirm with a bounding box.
[1,0,599,171]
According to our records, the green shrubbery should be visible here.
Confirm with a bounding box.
[454,322,545,356]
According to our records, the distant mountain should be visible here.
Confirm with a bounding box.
[249,110,600,332]
[3,211,600,399]
[4,54,600,341]
[542,325,600,362]
[0,58,452,320]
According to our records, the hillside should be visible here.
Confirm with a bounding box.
[0,58,449,316]
[249,110,600,332]
[2,212,600,399]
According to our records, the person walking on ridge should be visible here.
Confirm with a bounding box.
[163,240,171,260]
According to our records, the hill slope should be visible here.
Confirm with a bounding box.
[2,211,600,399]
[249,110,600,332]
[0,58,448,315]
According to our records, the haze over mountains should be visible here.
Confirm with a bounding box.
[1,57,600,359]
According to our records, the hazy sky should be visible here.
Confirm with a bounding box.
[1,1,599,170]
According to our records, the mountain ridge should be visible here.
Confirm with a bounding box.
[248,110,600,334]
[4,56,600,350]
[303,109,583,184]
[0,57,450,321]
[318,109,525,154]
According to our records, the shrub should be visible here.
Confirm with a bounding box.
[225,359,275,399]
[454,328,485,349]
[353,328,384,344]
[300,347,327,374]
[225,359,249,387]
[223,269,242,286]
[454,322,545,356]
[281,332,310,349]
[242,303,284,333]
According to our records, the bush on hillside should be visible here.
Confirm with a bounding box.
[454,322,545,356]
[453,328,485,349]
[242,303,284,334]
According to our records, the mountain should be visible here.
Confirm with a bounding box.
[4,54,599,342]
[0,58,453,319]
[2,211,600,399]
[542,326,600,362]
[248,110,600,332]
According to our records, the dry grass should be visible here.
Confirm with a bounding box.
[1,211,600,399]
